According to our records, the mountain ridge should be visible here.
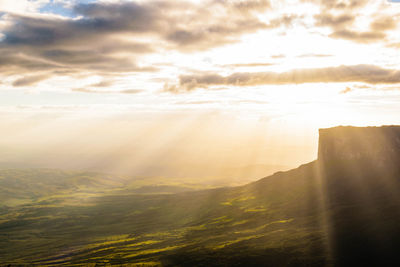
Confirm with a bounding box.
[2,125,400,266]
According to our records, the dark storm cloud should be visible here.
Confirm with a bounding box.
[167,65,400,92]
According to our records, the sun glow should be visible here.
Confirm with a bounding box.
[1,0,400,178]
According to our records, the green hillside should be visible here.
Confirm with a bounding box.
[3,126,400,266]
[0,168,218,208]
[0,162,328,266]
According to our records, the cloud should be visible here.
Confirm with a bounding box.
[308,0,399,44]
[271,54,285,59]
[265,14,302,29]
[119,89,143,94]
[72,88,142,94]
[329,30,385,43]
[1,1,268,48]
[0,0,273,78]
[388,42,400,48]
[1,0,398,96]
[12,74,49,87]
[2,3,160,47]
[302,0,369,10]
[0,53,60,73]
[370,16,398,31]
[223,63,275,68]
[320,14,397,44]
[89,80,114,88]
[314,13,355,28]
[340,87,353,94]
[297,53,332,58]
[168,65,400,92]
[0,0,48,14]
[72,88,103,93]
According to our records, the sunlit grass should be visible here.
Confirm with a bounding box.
[0,161,329,265]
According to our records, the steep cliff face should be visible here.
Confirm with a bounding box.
[318,126,400,266]
[318,126,400,170]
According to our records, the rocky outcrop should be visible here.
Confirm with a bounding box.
[318,126,400,170]
[318,126,400,266]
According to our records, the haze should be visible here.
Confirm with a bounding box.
[1,0,400,183]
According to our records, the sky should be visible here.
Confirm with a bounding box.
[1,0,400,179]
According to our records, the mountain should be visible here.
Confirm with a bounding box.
[1,126,400,266]
[319,126,400,266]
[0,168,224,208]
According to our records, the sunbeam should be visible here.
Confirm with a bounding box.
[2,0,400,265]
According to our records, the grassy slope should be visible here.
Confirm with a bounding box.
[0,161,329,266]
[0,168,219,208]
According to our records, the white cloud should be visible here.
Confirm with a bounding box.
[0,0,50,14]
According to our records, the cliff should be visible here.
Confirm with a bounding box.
[317,126,400,266]
[318,126,400,171]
